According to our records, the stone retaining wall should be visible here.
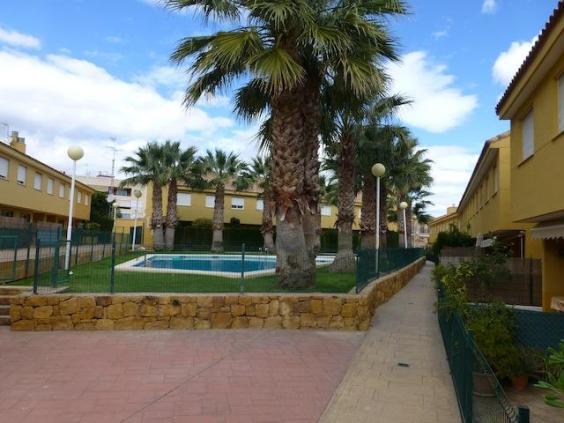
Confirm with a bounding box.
[10,258,425,331]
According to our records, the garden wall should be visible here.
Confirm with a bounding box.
[10,258,425,331]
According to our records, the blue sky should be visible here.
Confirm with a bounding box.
[0,0,558,215]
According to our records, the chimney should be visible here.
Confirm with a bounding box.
[446,205,457,215]
[9,131,26,154]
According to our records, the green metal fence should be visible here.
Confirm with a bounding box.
[437,284,530,423]
[355,247,424,293]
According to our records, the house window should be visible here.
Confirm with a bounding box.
[178,193,192,206]
[256,199,264,211]
[559,74,564,132]
[321,205,332,216]
[77,191,82,204]
[47,178,54,195]
[231,197,245,210]
[17,165,26,185]
[34,173,42,190]
[205,195,215,208]
[0,156,8,179]
[85,194,89,206]
[522,109,534,160]
[59,183,65,198]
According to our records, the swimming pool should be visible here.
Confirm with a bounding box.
[115,254,334,278]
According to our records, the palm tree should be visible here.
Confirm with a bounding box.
[121,142,168,250]
[162,141,198,250]
[166,0,406,288]
[357,122,411,250]
[197,149,248,252]
[390,137,433,247]
[244,155,275,252]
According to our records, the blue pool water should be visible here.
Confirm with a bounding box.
[135,255,276,273]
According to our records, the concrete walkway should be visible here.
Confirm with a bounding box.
[320,262,460,423]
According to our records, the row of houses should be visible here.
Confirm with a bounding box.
[430,2,564,311]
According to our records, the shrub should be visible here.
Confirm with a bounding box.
[535,341,564,408]
[192,218,213,228]
[431,224,474,258]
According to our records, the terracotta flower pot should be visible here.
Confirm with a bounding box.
[510,375,529,392]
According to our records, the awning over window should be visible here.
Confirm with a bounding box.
[530,222,564,240]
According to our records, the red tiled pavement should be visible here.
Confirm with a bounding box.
[0,328,363,422]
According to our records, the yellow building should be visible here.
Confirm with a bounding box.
[115,181,362,247]
[0,132,93,227]
[429,206,459,243]
[497,2,564,310]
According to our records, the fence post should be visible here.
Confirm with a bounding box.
[10,237,18,282]
[90,234,95,262]
[24,232,32,278]
[240,243,245,294]
[50,241,60,288]
[32,238,41,295]
[102,240,106,259]
[518,406,530,423]
[110,234,116,294]
[74,238,79,265]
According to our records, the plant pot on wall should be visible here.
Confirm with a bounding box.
[473,371,496,397]
[510,375,529,392]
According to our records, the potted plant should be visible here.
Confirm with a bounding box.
[496,347,537,391]
[465,302,517,397]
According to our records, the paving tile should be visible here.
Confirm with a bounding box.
[319,263,461,423]
[0,327,362,422]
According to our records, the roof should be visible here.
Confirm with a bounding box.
[457,131,509,210]
[429,211,458,227]
[496,1,564,114]
[0,141,94,192]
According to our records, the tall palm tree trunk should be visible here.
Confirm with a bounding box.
[379,183,388,249]
[271,90,313,289]
[151,182,165,251]
[406,203,413,248]
[330,132,356,272]
[360,174,376,250]
[261,189,275,252]
[302,80,321,265]
[165,178,178,251]
[211,184,225,252]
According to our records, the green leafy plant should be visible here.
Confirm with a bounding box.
[496,347,539,379]
[465,302,517,370]
[535,341,564,408]
[431,224,474,258]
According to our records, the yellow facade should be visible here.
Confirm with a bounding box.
[123,182,363,247]
[0,134,93,226]
[429,207,459,244]
[497,3,564,310]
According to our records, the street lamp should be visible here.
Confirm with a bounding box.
[399,201,408,249]
[64,145,84,271]
[112,201,119,233]
[131,189,142,251]
[371,163,385,276]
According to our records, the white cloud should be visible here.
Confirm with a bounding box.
[0,26,41,49]
[386,51,478,133]
[432,30,448,39]
[105,36,123,44]
[134,65,187,90]
[492,37,537,86]
[423,145,479,216]
[481,0,498,14]
[0,50,240,176]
